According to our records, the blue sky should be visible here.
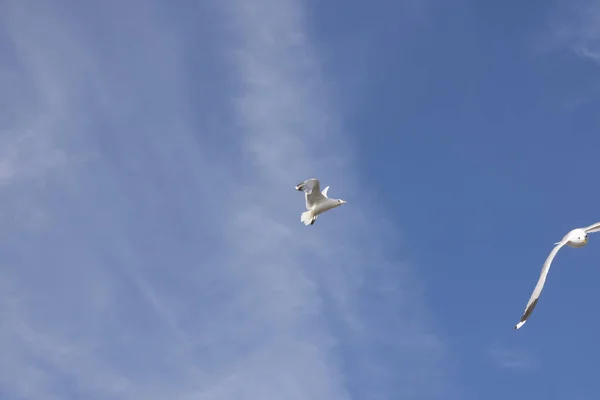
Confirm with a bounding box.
[1,0,600,399]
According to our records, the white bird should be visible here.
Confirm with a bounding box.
[514,221,600,330]
[294,178,346,226]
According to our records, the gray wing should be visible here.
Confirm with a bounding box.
[514,240,567,330]
[584,222,600,234]
[295,178,325,209]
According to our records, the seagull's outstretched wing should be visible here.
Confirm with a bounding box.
[295,178,326,209]
[584,222,600,234]
[295,178,320,193]
[514,240,567,330]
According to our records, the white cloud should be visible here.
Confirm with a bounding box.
[488,346,535,371]
[539,0,600,63]
[568,1,600,62]
[0,0,448,399]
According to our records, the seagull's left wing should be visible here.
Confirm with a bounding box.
[584,222,600,234]
[295,178,326,209]
[295,178,320,194]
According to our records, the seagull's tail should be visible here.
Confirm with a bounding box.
[301,210,315,226]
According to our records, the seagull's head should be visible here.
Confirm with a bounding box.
[566,228,588,248]
[336,199,347,206]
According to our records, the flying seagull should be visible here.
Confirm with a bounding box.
[514,221,600,330]
[294,178,346,226]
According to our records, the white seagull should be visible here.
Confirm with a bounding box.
[294,178,346,226]
[514,221,600,330]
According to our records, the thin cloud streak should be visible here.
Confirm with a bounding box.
[488,347,536,371]
[222,0,449,397]
[540,0,600,63]
[0,0,448,399]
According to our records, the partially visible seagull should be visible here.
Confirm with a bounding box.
[294,178,346,226]
[514,221,600,330]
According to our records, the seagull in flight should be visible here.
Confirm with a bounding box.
[294,178,346,226]
[514,221,600,330]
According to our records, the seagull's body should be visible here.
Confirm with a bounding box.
[514,222,600,330]
[294,178,346,225]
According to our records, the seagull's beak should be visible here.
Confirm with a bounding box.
[340,200,347,204]
[585,236,588,243]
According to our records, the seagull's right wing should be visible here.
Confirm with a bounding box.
[514,240,567,330]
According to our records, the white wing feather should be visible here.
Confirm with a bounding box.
[297,178,326,209]
[514,239,567,330]
[584,222,600,233]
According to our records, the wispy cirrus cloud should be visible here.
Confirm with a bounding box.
[528,0,600,111]
[488,346,536,371]
[538,0,600,63]
[564,1,600,62]
[0,0,449,399]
